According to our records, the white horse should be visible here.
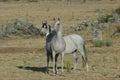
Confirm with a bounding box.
[44,19,66,75]
[40,20,89,74]
[63,34,89,71]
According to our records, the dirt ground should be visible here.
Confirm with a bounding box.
[0,0,120,80]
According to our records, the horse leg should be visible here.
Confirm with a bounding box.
[55,53,59,74]
[52,51,56,75]
[80,51,89,71]
[78,48,89,72]
[61,52,64,75]
[83,56,89,72]
[72,52,78,70]
[46,51,50,73]
[46,55,49,73]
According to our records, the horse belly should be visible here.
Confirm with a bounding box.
[64,39,77,53]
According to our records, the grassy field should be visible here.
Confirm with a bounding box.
[0,0,120,80]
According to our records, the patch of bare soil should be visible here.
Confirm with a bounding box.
[0,47,45,53]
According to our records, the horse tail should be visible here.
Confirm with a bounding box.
[82,42,88,68]
[83,43,88,61]
[83,43,89,71]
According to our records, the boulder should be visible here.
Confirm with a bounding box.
[0,17,41,38]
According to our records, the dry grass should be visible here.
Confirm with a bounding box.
[0,0,120,80]
[0,0,120,27]
[0,36,120,80]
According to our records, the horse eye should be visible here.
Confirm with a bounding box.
[45,26,47,29]
[42,24,45,28]
[57,23,60,26]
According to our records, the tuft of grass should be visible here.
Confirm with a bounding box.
[91,64,96,71]
[113,56,118,64]
[14,0,20,1]
[28,0,38,2]
[113,56,119,69]
[103,56,106,67]
[105,39,112,46]
[92,40,104,47]
[93,39,112,47]
[115,7,120,14]
[102,72,108,77]
[64,61,72,73]
[1,0,9,2]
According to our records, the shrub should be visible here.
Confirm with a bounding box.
[113,56,118,64]
[28,0,38,2]
[115,7,120,14]
[14,0,20,1]
[93,39,112,47]
[0,0,9,2]
[93,40,104,47]
[98,14,112,23]
[97,16,107,23]
[105,39,112,46]
[64,61,72,73]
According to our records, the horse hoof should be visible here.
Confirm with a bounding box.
[45,70,49,74]
[73,68,76,71]
[60,74,65,77]
[46,71,49,74]
[52,73,56,76]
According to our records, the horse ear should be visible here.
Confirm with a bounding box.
[42,20,47,24]
[53,18,56,21]
[58,18,60,21]
[42,21,44,24]
[53,18,60,21]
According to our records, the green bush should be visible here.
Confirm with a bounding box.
[14,0,20,1]
[28,0,38,2]
[115,7,120,14]
[93,39,112,47]
[64,61,72,73]
[0,0,9,2]
[105,39,112,47]
[93,40,104,47]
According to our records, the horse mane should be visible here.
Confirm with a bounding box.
[48,25,52,33]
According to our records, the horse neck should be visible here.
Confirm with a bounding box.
[56,27,63,40]
[46,25,52,37]
[56,23,63,35]
[46,29,50,37]
[46,32,50,37]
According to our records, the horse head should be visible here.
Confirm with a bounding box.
[40,21,51,36]
[54,18,63,32]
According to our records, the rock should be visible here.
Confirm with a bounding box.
[0,17,41,38]
[92,22,102,41]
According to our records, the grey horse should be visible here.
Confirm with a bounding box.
[44,19,66,75]
[40,20,89,74]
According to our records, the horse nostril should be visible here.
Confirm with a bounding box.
[40,32,43,36]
